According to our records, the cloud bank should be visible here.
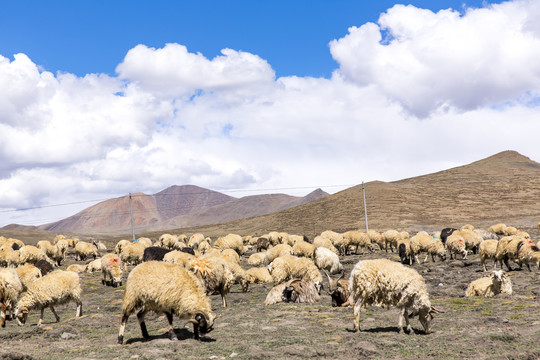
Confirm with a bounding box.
[1,0,540,225]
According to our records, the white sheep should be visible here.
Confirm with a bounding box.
[0,268,23,327]
[66,264,87,273]
[495,236,522,271]
[246,267,273,284]
[101,253,123,287]
[489,223,507,235]
[36,240,65,266]
[292,240,316,259]
[382,230,401,252]
[264,244,293,265]
[188,233,205,249]
[188,256,235,308]
[15,265,42,291]
[446,233,468,260]
[342,231,372,255]
[349,258,442,334]
[159,233,180,250]
[120,242,146,266]
[410,234,446,264]
[86,258,102,273]
[367,230,385,251]
[264,278,321,305]
[465,270,512,297]
[117,261,216,344]
[268,255,323,293]
[312,236,338,255]
[0,249,20,267]
[74,241,99,261]
[313,247,343,274]
[213,234,244,255]
[453,229,483,254]
[163,250,196,267]
[18,245,54,266]
[115,239,131,255]
[247,252,265,265]
[15,270,82,326]
[479,239,499,272]
[221,248,240,264]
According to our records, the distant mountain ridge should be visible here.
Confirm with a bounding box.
[36,185,329,234]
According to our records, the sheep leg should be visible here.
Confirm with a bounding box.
[118,313,129,344]
[353,299,362,332]
[0,303,6,328]
[75,301,83,317]
[50,306,60,322]
[482,258,487,272]
[165,311,177,341]
[503,257,513,271]
[137,310,150,339]
[221,292,227,308]
[38,308,45,326]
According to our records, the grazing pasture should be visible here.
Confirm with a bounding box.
[1,227,540,360]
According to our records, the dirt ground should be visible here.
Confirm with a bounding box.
[2,229,540,360]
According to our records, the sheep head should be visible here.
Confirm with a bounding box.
[188,312,216,340]
[325,271,348,307]
[411,306,443,334]
[14,307,29,326]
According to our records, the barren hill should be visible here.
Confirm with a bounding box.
[154,150,540,238]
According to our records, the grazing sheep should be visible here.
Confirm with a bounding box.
[0,249,20,267]
[312,236,338,255]
[465,270,512,297]
[515,240,540,271]
[220,257,249,293]
[117,261,216,344]
[397,236,412,265]
[382,230,401,252]
[264,278,321,305]
[163,250,196,267]
[268,255,323,293]
[410,234,446,264]
[15,270,82,326]
[446,233,468,260]
[74,241,99,261]
[198,240,211,255]
[120,242,146,266]
[101,254,123,287]
[36,240,65,266]
[453,229,483,254]
[16,265,42,291]
[177,234,189,245]
[66,264,87,273]
[18,245,54,266]
[221,249,240,264]
[188,233,205,249]
[349,259,442,334]
[475,229,499,241]
[289,234,307,245]
[134,237,152,248]
[267,232,281,247]
[292,240,316,259]
[159,234,180,250]
[367,230,385,251]
[489,223,507,235]
[495,236,522,271]
[142,246,171,262]
[0,268,23,327]
[256,237,270,253]
[479,240,499,272]
[213,234,244,255]
[247,252,265,265]
[324,270,351,307]
[264,244,293,265]
[313,247,343,274]
[278,232,293,246]
[188,256,235,308]
[246,267,273,284]
[320,230,343,246]
[504,226,518,236]
[115,240,131,255]
[342,231,372,255]
[86,258,102,273]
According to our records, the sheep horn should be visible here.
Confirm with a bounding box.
[429,306,445,314]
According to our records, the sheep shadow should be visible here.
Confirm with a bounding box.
[346,326,428,335]
[125,328,216,344]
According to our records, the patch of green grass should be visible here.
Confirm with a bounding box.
[508,313,525,320]
[488,334,516,343]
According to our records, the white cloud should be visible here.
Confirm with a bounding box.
[2,0,540,226]
[330,1,540,117]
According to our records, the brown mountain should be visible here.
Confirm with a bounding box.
[151,150,540,239]
[151,188,330,230]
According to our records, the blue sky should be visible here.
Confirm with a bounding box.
[1,0,539,227]
[1,1,503,78]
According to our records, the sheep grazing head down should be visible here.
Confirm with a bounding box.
[188,312,216,340]
[324,271,349,307]
[409,306,443,334]
[14,307,29,326]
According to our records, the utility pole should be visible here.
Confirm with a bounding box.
[129,193,135,241]
[362,182,369,232]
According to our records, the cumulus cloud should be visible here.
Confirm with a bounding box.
[2,0,540,226]
[330,1,540,117]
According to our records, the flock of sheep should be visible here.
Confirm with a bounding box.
[0,222,538,344]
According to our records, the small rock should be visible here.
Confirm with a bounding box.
[60,332,77,340]
[502,319,509,323]
[209,356,219,360]
[438,283,444,287]
[230,353,239,358]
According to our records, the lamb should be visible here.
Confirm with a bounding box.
[163,250,196,267]
[0,268,23,327]
[410,233,446,264]
[264,278,321,305]
[313,247,343,274]
[268,255,323,293]
[18,245,54,266]
[101,254,123,287]
[74,241,99,261]
[382,230,401,252]
[117,261,216,344]
[246,267,273,284]
[263,244,293,265]
[446,233,468,260]
[15,270,82,326]
[349,258,442,334]
[324,270,351,307]
[15,265,42,291]
[479,240,499,272]
[188,256,235,307]
[465,270,512,297]
[213,234,244,255]
[312,236,338,255]
[342,231,372,255]
[142,246,172,262]
[292,240,316,259]
[247,252,265,265]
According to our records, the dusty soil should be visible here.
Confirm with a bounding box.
[2,229,540,360]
